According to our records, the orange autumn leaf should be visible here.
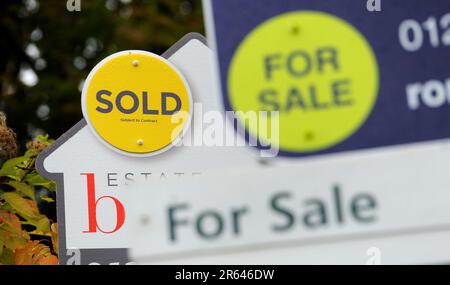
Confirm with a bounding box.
[14,240,58,265]
[14,244,33,265]
[50,223,58,254]
[0,211,21,233]
[36,254,58,265]
[24,199,39,214]
[0,210,27,250]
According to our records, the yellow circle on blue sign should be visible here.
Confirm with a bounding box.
[82,50,192,156]
[228,11,379,153]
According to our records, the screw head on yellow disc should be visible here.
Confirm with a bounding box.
[227,11,379,155]
[82,50,192,157]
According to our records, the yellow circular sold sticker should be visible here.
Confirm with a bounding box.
[82,50,192,156]
[228,11,379,154]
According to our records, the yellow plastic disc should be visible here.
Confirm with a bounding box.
[82,51,192,156]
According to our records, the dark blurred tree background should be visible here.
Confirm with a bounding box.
[0,0,204,149]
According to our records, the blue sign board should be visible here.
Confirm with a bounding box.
[204,0,450,157]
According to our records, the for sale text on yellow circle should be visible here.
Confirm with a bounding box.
[82,51,192,156]
[228,11,379,153]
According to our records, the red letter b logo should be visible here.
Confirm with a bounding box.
[81,173,125,234]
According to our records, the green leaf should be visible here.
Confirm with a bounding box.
[40,195,54,203]
[1,192,39,220]
[0,156,29,181]
[33,217,50,232]
[36,134,53,144]
[24,149,38,158]
[0,238,4,256]
[0,203,13,212]
[1,193,50,232]
[7,181,35,200]
[24,172,56,192]
[37,134,48,142]
[0,248,14,265]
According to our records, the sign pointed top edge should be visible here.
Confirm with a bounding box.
[162,32,207,58]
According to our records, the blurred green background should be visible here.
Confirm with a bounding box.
[0,0,204,149]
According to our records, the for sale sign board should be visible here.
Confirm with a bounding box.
[203,0,450,157]
[128,141,450,264]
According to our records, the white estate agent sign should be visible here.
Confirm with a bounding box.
[36,33,260,265]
